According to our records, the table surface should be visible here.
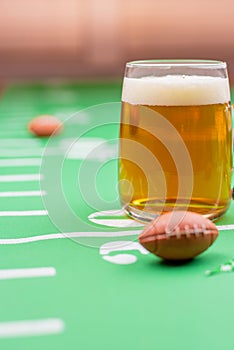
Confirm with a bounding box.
[0,81,234,350]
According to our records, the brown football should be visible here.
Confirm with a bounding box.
[139,211,218,261]
[28,115,63,137]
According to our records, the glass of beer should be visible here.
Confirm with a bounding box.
[119,60,233,222]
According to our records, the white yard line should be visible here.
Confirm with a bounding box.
[0,174,41,182]
[0,139,41,147]
[0,318,64,338]
[0,267,56,280]
[217,224,234,231]
[0,158,42,167]
[0,230,141,245]
[0,210,48,217]
[0,191,46,197]
[0,225,232,245]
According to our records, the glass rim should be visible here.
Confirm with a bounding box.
[126,59,227,69]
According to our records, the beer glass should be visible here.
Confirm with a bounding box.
[119,60,233,222]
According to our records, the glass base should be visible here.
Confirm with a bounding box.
[124,198,231,223]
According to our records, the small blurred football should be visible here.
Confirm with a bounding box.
[28,115,63,137]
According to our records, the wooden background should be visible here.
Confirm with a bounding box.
[0,0,234,81]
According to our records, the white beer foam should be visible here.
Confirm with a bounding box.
[122,75,230,106]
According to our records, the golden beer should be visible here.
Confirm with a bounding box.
[119,74,233,221]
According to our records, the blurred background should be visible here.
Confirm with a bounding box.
[0,0,234,82]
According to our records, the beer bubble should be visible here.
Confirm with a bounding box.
[122,75,230,106]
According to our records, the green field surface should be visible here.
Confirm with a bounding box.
[0,82,233,350]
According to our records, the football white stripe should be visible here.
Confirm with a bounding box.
[0,267,56,280]
[0,174,41,182]
[0,191,46,197]
[0,210,48,217]
[0,158,41,167]
[0,318,64,338]
[0,230,141,245]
